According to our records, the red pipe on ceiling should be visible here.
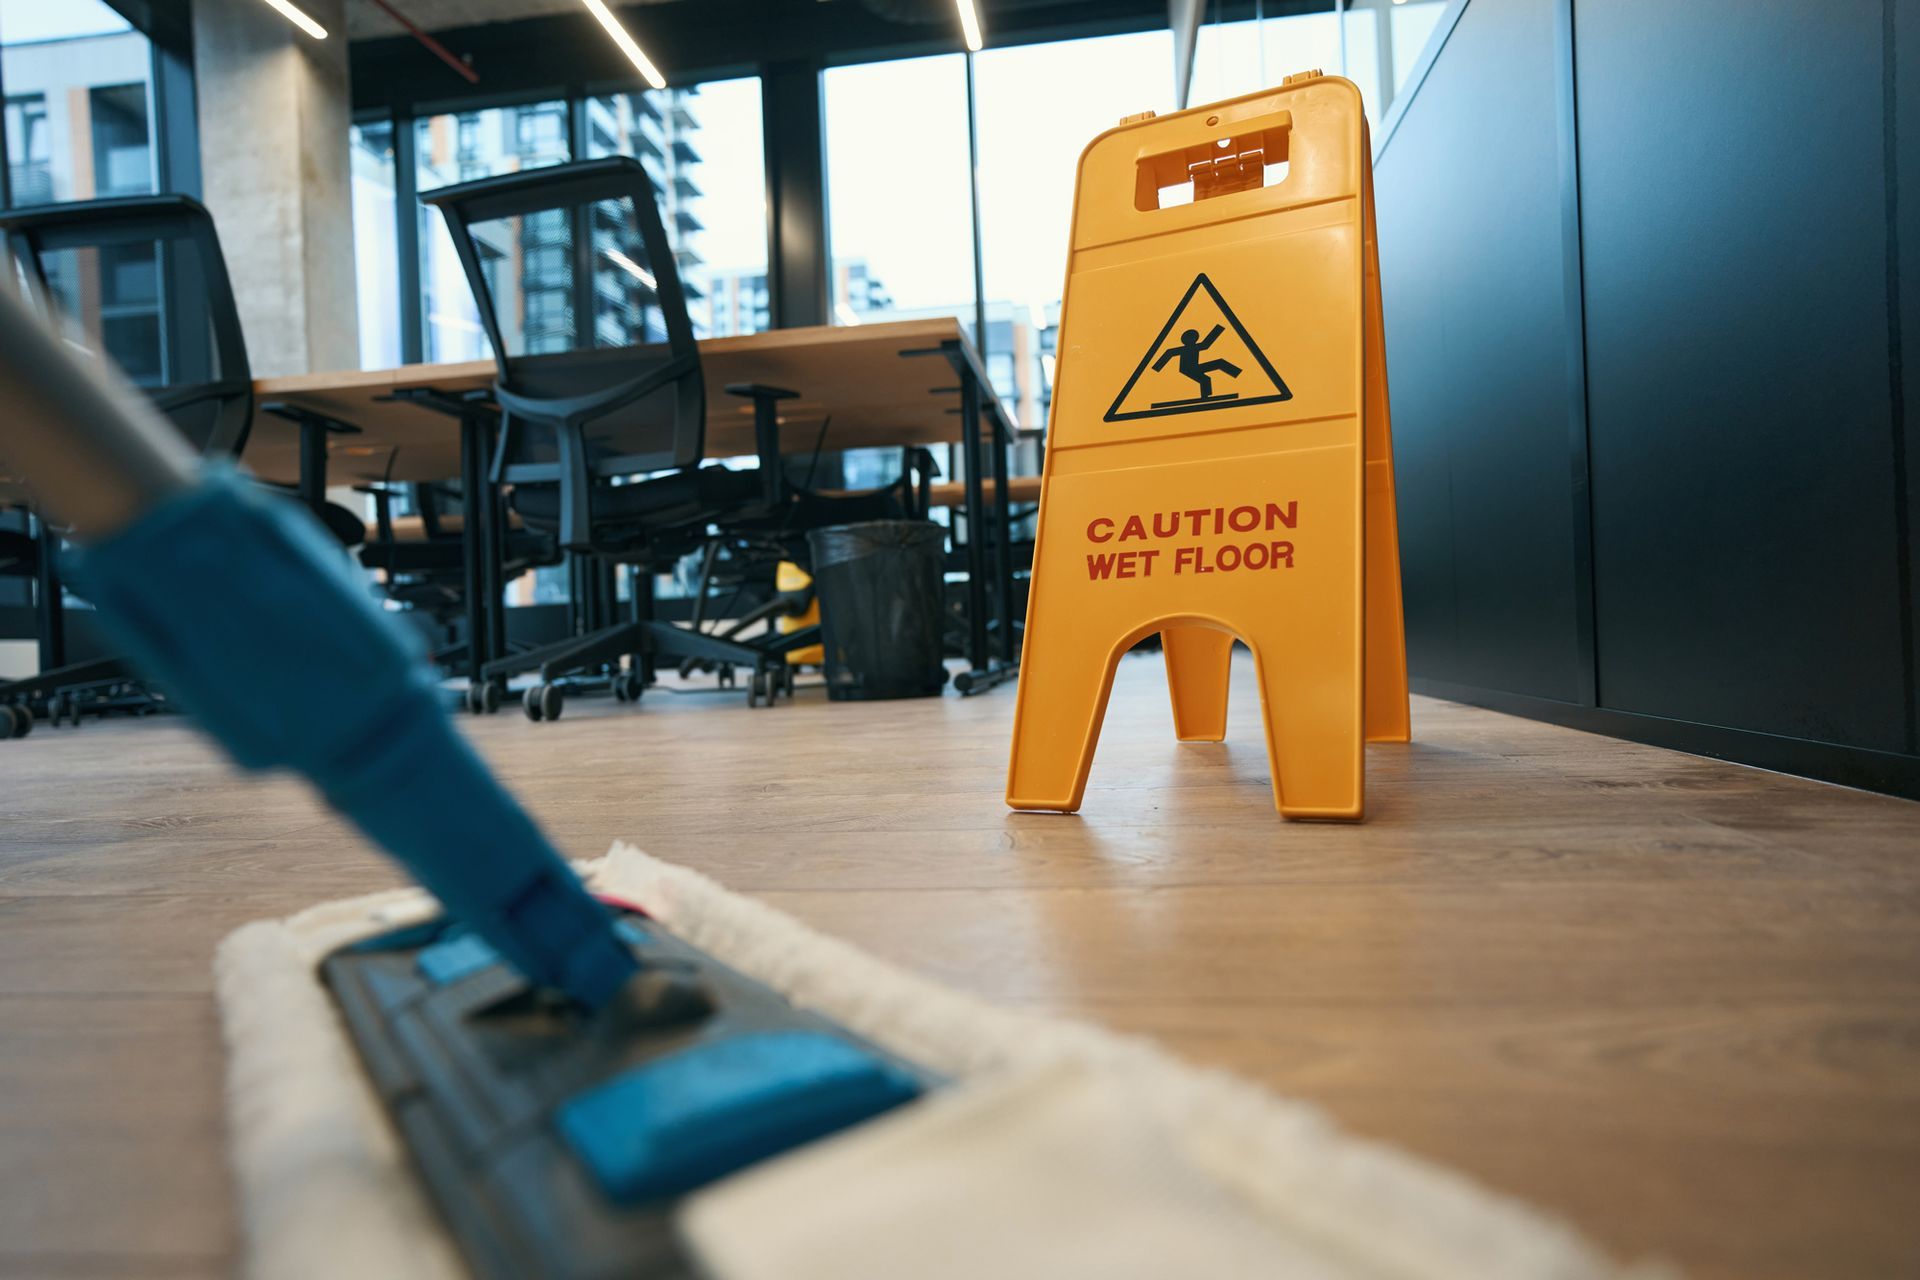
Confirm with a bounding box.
[362,0,481,85]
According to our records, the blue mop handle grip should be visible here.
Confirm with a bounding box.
[74,471,640,1007]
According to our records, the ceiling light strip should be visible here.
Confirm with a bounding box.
[580,0,667,90]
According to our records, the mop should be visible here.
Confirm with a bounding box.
[0,283,1666,1279]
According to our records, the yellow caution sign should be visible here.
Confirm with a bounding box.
[1006,73,1409,819]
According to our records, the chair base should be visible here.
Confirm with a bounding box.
[0,657,168,726]
[477,620,820,717]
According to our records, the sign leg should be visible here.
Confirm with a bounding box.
[1163,624,1233,742]
[1249,627,1364,820]
[1005,614,1127,813]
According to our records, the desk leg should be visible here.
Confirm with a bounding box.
[484,460,508,684]
[297,419,329,514]
[987,388,1018,667]
[33,512,65,672]
[458,412,490,691]
[958,371,991,675]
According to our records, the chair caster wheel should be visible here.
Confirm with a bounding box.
[613,671,644,703]
[467,682,500,715]
[530,682,564,722]
[748,669,772,708]
[717,665,736,689]
[4,704,29,739]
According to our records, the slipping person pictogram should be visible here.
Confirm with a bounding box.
[1152,325,1242,404]
[1104,272,1292,423]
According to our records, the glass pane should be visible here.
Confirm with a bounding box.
[1,0,155,207]
[350,120,401,370]
[1341,7,1385,130]
[586,78,768,338]
[414,101,570,361]
[974,29,1175,429]
[1391,1,1449,96]
[1190,6,1347,112]
[825,54,975,333]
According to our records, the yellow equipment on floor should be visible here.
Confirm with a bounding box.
[777,560,825,666]
[1007,73,1410,819]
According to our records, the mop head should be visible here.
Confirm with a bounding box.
[217,844,1668,1280]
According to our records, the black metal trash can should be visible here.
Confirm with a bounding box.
[806,520,950,701]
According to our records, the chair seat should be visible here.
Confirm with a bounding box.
[510,465,765,531]
[362,530,555,576]
[509,466,913,540]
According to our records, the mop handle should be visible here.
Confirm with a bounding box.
[0,281,198,538]
[0,282,641,1009]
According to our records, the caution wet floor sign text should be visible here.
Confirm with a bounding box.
[1006,73,1409,819]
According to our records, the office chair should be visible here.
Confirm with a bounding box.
[358,478,560,681]
[423,156,920,720]
[0,195,354,727]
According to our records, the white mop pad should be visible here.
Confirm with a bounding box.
[216,843,1669,1280]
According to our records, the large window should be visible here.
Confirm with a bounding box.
[350,120,401,370]
[1,0,156,207]
[973,29,1175,429]
[355,78,770,368]
[1190,1,1449,132]
[1191,7,1349,111]
[824,55,975,331]
[587,78,768,338]
[414,101,572,362]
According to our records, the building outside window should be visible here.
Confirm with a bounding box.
[0,0,156,209]
[1,0,165,390]
[4,92,50,205]
[586,76,769,340]
[414,101,571,362]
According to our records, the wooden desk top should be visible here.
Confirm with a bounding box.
[242,318,982,487]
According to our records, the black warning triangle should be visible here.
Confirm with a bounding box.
[1104,273,1292,423]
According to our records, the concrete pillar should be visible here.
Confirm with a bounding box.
[191,0,357,377]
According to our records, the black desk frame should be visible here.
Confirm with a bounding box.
[280,345,1027,701]
[904,337,1022,695]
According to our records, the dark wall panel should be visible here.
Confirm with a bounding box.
[1576,0,1908,751]
[1375,0,1584,700]
[1899,0,1920,750]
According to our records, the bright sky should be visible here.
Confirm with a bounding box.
[811,7,1443,320]
[683,78,769,278]
[0,0,130,44]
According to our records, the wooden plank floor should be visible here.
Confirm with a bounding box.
[2,654,1917,1280]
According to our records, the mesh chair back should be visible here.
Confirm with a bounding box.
[421,157,704,475]
[1,195,252,457]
